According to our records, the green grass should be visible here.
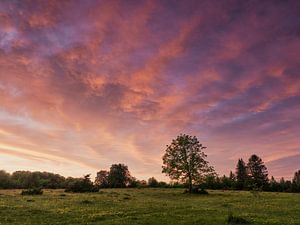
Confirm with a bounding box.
[0,189,299,224]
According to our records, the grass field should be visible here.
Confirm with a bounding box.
[0,188,299,225]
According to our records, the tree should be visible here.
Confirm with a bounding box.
[269,176,279,192]
[148,177,159,187]
[162,134,214,193]
[0,170,11,189]
[292,170,300,192]
[292,170,300,184]
[221,175,232,190]
[229,171,236,189]
[247,154,268,189]
[108,164,132,188]
[11,171,32,188]
[235,159,247,190]
[95,170,109,188]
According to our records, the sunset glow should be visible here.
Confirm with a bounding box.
[0,0,299,180]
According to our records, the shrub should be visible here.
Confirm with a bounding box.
[148,177,159,187]
[65,174,99,193]
[21,187,43,195]
[157,181,168,188]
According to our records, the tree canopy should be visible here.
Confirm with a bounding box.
[162,134,214,193]
[235,158,247,189]
[247,154,268,189]
[108,164,132,188]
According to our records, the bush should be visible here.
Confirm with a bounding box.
[21,187,43,195]
[157,181,168,188]
[65,174,99,193]
[148,177,159,187]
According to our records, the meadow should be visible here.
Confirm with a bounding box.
[0,189,299,225]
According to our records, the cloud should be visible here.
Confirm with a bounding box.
[0,0,299,180]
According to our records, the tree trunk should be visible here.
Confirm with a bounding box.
[188,174,192,193]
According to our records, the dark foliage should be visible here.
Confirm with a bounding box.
[128,178,147,188]
[108,164,132,188]
[10,171,65,189]
[95,170,109,188]
[292,170,300,192]
[0,156,299,193]
[0,170,11,189]
[236,159,248,190]
[65,174,99,193]
[162,134,214,193]
[247,154,268,190]
[157,181,168,188]
[148,177,159,187]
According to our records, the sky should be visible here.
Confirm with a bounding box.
[0,0,299,181]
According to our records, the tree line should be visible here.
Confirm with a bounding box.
[0,164,299,193]
[161,134,300,193]
[0,134,299,193]
[0,164,167,191]
[202,157,300,193]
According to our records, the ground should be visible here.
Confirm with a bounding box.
[0,188,299,225]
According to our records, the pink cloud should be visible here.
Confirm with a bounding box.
[0,0,299,180]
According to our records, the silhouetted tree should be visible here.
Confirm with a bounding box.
[162,134,214,193]
[8,171,66,189]
[221,175,232,190]
[247,154,268,189]
[11,171,32,188]
[292,170,300,184]
[148,177,159,187]
[229,171,235,181]
[108,164,132,188]
[202,174,217,189]
[269,176,279,192]
[0,170,11,189]
[138,180,147,188]
[235,159,248,190]
[65,174,99,193]
[229,171,236,189]
[292,170,300,192]
[158,181,168,188]
[95,170,109,188]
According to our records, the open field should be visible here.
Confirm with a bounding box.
[0,189,299,225]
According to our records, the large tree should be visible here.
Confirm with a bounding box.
[108,164,132,188]
[162,134,214,193]
[235,158,248,190]
[247,154,268,189]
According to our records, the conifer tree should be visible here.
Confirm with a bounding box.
[247,154,268,189]
[235,158,247,189]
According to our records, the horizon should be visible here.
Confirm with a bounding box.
[0,0,299,181]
